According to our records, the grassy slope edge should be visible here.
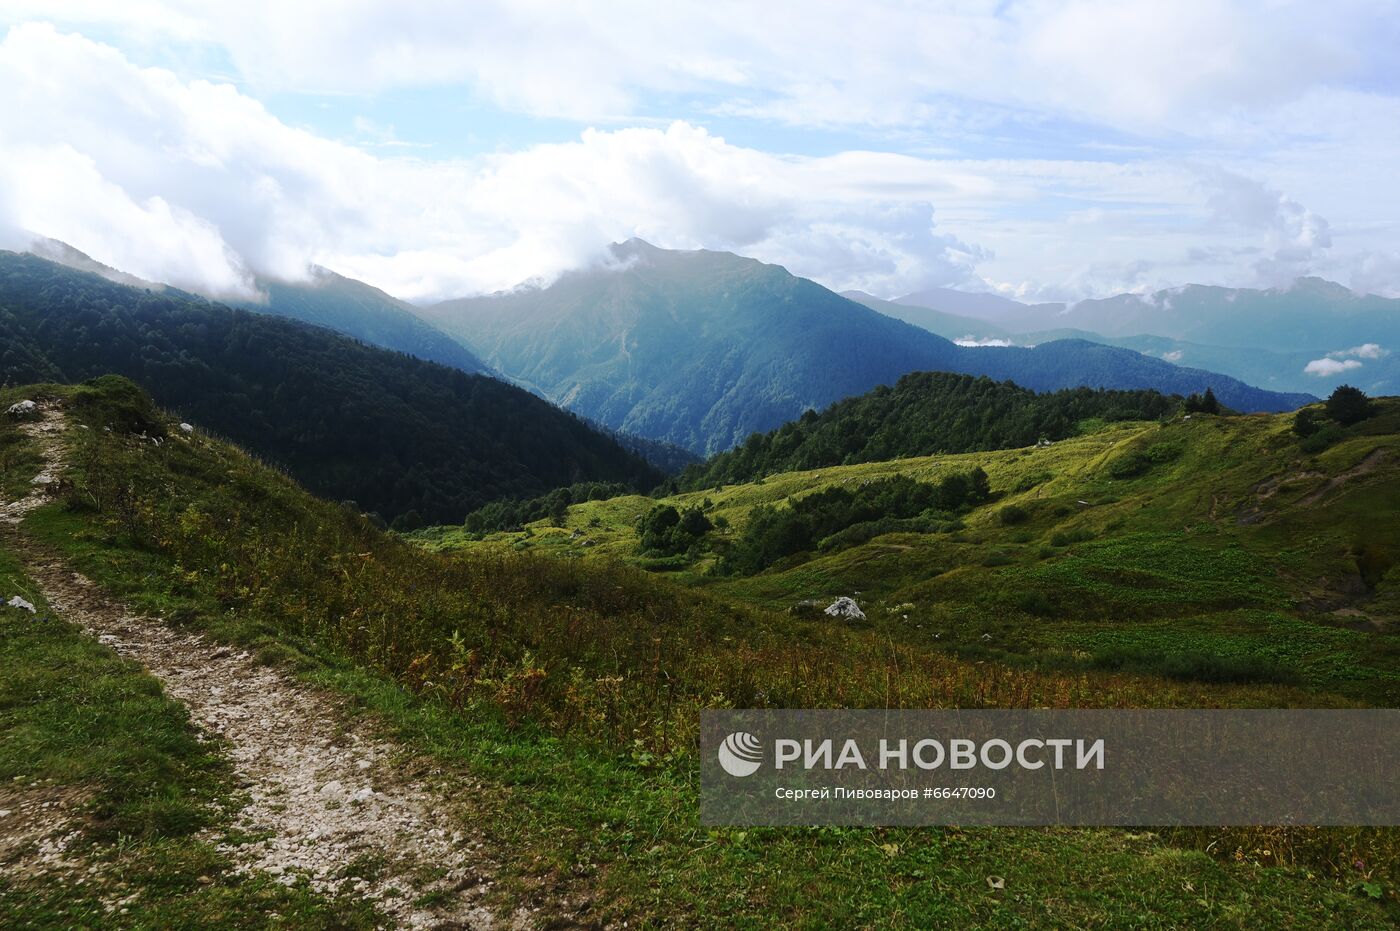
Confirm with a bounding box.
[4,378,1394,927]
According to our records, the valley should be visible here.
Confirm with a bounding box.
[2,376,1395,927]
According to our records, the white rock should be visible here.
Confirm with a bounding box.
[823,596,866,622]
[319,780,343,797]
[6,596,36,613]
[179,422,194,434]
[5,400,36,417]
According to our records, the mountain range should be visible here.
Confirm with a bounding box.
[420,240,1310,454]
[849,279,1400,398]
[0,251,658,522]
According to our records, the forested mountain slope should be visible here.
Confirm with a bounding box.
[0,252,659,522]
[423,241,1310,454]
[678,372,1181,488]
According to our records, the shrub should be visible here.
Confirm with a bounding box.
[1325,385,1374,426]
[1107,452,1152,479]
[1293,408,1321,438]
[1089,646,1300,685]
[1013,471,1052,493]
[1299,424,1345,454]
[998,504,1030,526]
[720,469,989,575]
[638,504,712,556]
[1013,590,1054,616]
[1145,442,1182,464]
[1050,527,1094,547]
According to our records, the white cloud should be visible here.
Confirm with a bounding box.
[1304,357,1363,376]
[0,24,1007,300]
[1199,167,1332,287]
[1331,343,1387,360]
[9,0,1390,138]
[1,12,1397,303]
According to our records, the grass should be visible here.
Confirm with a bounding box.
[440,406,1400,705]
[4,378,1397,926]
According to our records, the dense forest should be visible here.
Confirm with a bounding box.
[719,470,990,575]
[462,480,634,533]
[0,252,660,522]
[681,372,1180,489]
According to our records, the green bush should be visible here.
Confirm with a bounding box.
[721,469,989,575]
[1089,646,1299,685]
[1013,471,1053,492]
[638,504,712,556]
[1325,385,1374,426]
[1107,452,1152,479]
[1299,424,1344,454]
[1013,590,1054,616]
[1050,527,1095,548]
[998,504,1030,525]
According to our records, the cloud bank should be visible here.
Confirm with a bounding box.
[0,8,1397,302]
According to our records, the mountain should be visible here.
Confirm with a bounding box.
[841,290,1015,344]
[0,251,659,521]
[894,285,1064,329]
[420,240,1308,455]
[1037,278,1400,350]
[892,280,1400,398]
[21,237,486,375]
[236,268,488,374]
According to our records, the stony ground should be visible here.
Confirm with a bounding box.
[0,402,546,929]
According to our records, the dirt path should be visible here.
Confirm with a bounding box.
[2,403,544,930]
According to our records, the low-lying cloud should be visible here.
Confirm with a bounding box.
[0,24,995,302]
[1304,357,1362,377]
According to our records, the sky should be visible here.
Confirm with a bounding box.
[0,1,1397,304]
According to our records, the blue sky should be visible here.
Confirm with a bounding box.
[0,1,1397,303]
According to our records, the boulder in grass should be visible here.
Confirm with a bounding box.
[824,596,866,621]
[5,400,37,419]
[6,596,36,613]
[179,422,195,434]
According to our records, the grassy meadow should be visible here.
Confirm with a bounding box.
[1,377,1396,927]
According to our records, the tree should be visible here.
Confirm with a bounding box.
[545,488,570,527]
[969,466,992,502]
[1325,385,1375,426]
[1185,387,1221,415]
[1201,387,1221,415]
[1292,408,1321,438]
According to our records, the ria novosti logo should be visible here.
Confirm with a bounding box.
[717,731,763,777]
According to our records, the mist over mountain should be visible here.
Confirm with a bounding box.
[0,251,659,521]
[237,270,488,375]
[887,278,1400,396]
[421,241,1309,454]
[21,237,488,376]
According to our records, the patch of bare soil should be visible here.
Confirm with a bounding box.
[0,784,90,881]
[1236,448,1389,525]
[1,402,569,929]
[1296,447,1390,506]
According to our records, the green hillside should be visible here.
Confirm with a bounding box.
[677,372,1181,490]
[430,398,1400,706]
[2,376,1395,926]
[0,252,659,522]
[240,268,488,375]
[422,240,1309,454]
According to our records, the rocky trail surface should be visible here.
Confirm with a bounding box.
[0,401,553,929]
